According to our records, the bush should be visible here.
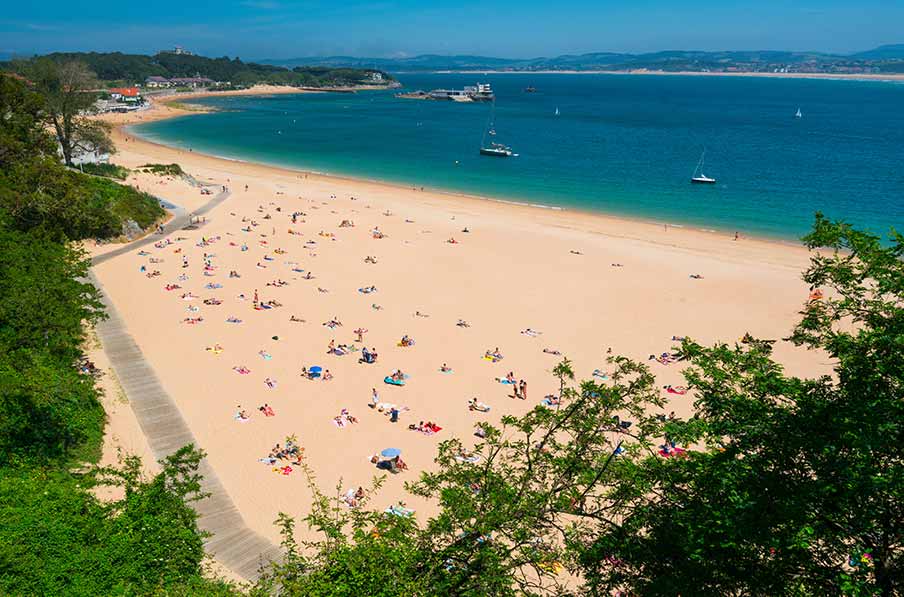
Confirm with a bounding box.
[80,162,130,180]
[139,163,185,177]
[78,174,165,232]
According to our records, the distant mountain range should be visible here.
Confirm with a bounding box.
[258,45,904,74]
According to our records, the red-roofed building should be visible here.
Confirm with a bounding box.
[109,87,141,100]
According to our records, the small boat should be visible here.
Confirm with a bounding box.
[524,85,537,93]
[480,143,515,157]
[795,107,803,118]
[691,149,716,184]
[480,101,517,157]
[555,107,560,116]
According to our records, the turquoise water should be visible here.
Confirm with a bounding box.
[133,74,904,241]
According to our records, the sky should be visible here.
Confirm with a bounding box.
[1,0,902,60]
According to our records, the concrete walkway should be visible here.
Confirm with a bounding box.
[93,188,232,266]
[90,188,282,581]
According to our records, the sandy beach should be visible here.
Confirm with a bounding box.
[91,91,832,554]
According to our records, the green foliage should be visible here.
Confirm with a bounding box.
[254,465,422,596]
[16,58,114,167]
[0,447,237,596]
[16,51,394,88]
[584,215,903,596]
[78,174,165,232]
[254,217,902,596]
[0,72,233,595]
[80,162,130,180]
[0,73,57,169]
[0,75,163,239]
[140,162,185,177]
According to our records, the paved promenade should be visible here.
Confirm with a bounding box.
[93,188,232,266]
[90,189,282,581]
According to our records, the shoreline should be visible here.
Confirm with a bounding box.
[91,90,831,552]
[428,69,904,82]
[109,89,808,251]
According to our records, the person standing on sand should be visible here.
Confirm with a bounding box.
[520,380,528,401]
[372,388,379,406]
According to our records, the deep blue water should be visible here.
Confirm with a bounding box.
[132,74,904,241]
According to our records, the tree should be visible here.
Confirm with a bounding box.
[0,75,162,239]
[0,446,236,595]
[0,73,56,169]
[583,215,903,596]
[255,357,674,596]
[21,59,114,167]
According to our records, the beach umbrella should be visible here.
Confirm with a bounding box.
[309,366,323,373]
[381,448,401,458]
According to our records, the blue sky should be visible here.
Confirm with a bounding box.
[1,0,901,60]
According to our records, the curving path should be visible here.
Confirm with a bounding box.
[90,188,282,581]
[93,188,232,266]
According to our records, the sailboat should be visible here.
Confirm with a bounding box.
[690,149,716,184]
[480,101,517,157]
[555,107,560,116]
[795,107,803,118]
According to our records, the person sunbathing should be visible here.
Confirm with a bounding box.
[664,385,688,395]
[259,404,276,416]
[233,366,251,375]
[226,316,242,323]
[399,335,414,347]
[484,348,504,362]
[290,315,305,322]
[457,319,471,327]
[322,370,333,381]
[543,348,561,355]
[440,363,452,373]
[468,398,491,412]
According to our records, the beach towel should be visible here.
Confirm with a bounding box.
[384,377,405,386]
[455,454,481,463]
[385,505,415,517]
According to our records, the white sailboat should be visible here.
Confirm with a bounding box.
[691,149,716,184]
[555,107,560,116]
[795,107,803,118]
[480,101,517,157]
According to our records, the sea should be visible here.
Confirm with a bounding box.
[131,73,904,242]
